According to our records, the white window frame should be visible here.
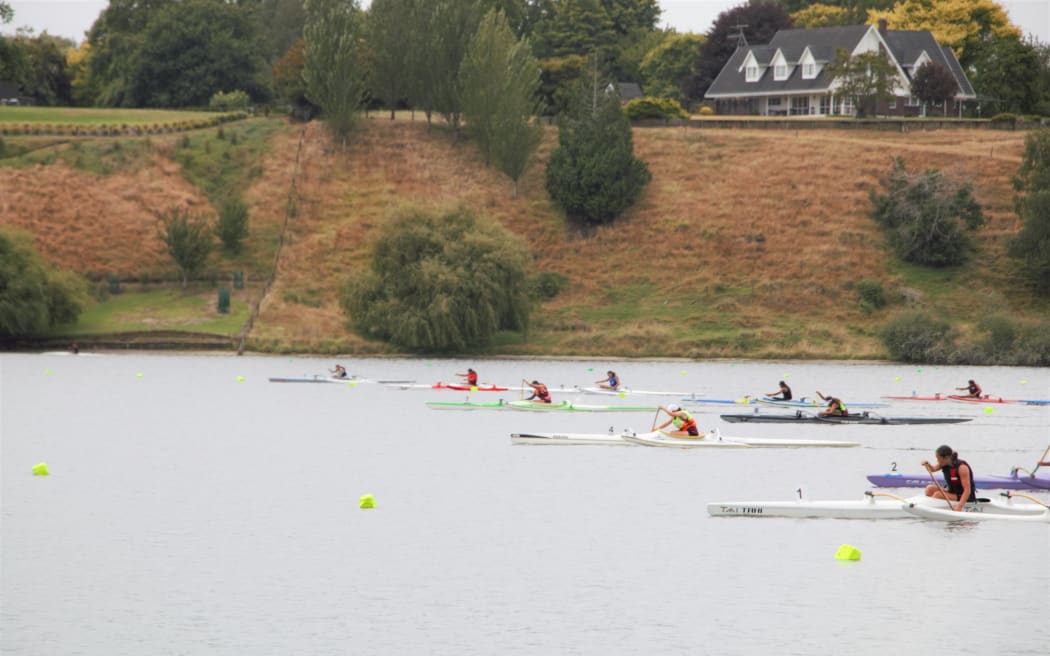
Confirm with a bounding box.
[819,96,831,115]
[803,63,816,79]
[768,97,782,107]
[746,65,759,82]
[774,64,788,81]
[905,96,920,107]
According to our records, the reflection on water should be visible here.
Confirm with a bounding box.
[2,354,1047,655]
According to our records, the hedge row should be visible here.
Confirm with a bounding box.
[0,112,249,137]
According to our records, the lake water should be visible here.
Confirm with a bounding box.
[2,353,1048,655]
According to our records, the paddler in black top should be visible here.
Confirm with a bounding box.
[330,364,349,379]
[526,380,552,404]
[955,379,982,398]
[815,390,846,417]
[922,445,976,511]
[766,380,792,400]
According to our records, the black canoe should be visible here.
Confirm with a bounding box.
[719,411,972,425]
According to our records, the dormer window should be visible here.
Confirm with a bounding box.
[746,65,759,82]
[803,63,816,79]
[774,64,788,80]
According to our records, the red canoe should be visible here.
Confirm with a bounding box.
[432,382,509,392]
[880,394,947,401]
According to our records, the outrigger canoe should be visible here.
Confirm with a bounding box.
[576,387,700,397]
[880,394,948,401]
[506,400,659,412]
[510,428,858,448]
[719,411,970,425]
[426,399,509,410]
[269,375,416,384]
[432,382,509,392]
[706,492,1047,519]
[867,470,1050,491]
[902,501,1050,523]
[757,396,889,409]
[680,397,757,405]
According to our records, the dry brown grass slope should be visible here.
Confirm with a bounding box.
[248,118,1035,357]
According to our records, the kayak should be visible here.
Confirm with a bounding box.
[506,400,659,412]
[868,471,1050,491]
[577,387,699,397]
[948,394,1021,404]
[880,394,948,401]
[426,399,508,410]
[511,428,858,448]
[1022,399,1050,405]
[680,397,756,405]
[757,396,889,409]
[706,493,1047,519]
[719,412,971,425]
[902,502,1050,523]
[270,376,416,384]
[432,382,509,392]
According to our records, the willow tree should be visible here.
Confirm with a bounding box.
[0,228,85,338]
[303,0,366,149]
[460,9,544,196]
[341,207,530,351]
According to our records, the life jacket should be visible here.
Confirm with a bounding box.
[535,384,550,402]
[968,383,980,396]
[829,398,847,415]
[672,410,697,431]
[781,386,792,400]
[467,372,478,385]
[608,375,619,388]
[942,460,976,502]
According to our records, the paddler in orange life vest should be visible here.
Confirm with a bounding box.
[922,445,976,511]
[526,380,552,404]
[657,404,700,437]
[955,379,982,398]
[457,368,479,386]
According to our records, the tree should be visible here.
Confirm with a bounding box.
[341,207,530,351]
[273,39,318,118]
[0,1,12,23]
[791,4,851,28]
[824,48,899,117]
[0,32,75,106]
[869,158,985,267]
[868,0,1019,69]
[215,197,250,254]
[158,208,213,289]
[968,34,1047,116]
[430,0,488,141]
[303,0,367,149]
[127,0,270,108]
[366,0,413,119]
[1009,130,1050,292]
[690,1,794,101]
[0,228,85,338]
[545,74,651,225]
[639,31,705,103]
[461,8,544,195]
[910,61,959,116]
[255,0,308,63]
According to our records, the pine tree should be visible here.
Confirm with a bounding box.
[303,0,366,149]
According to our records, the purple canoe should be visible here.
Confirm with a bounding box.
[867,471,1050,491]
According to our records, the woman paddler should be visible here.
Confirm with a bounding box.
[922,445,975,512]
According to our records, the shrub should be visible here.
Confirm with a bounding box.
[529,271,569,300]
[881,311,954,362]
[989,113,1017,124]
[217,286,231,314]
[1008,129,1050,292]
[215,197,250,254]
[107,273,122,295]
[869,157,984,266]
[698,105,715,116]
[855,279,886,313]
[209,89,251,112]
[0,136,5,157]
[157,207,214,289]
[623,96,689,121]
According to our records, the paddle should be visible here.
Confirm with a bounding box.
[924,465,956,511]
[1027,443,1050,476]
[651,407,661,431]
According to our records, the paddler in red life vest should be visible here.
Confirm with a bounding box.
[526,380,552,404]
[815,391,847,417]
[656,404,700,437]
[922,445,976,512]
[955,379,982,398]
[457,368,479,386]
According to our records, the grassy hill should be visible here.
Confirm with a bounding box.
[0,110,1044,358]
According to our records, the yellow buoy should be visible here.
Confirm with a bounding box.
[136,373,144,378]
[45,369,53,375]
[470,386,478,392]
[894,376,901,382]
[835,544,861,561]
[359,494,376,509]
[619,391,626,398]
[32,462,49,476]
[985,407,994,414]
[348,381,357,388]
[236,376,245,382]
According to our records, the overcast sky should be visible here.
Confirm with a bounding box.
[3,0,1048,45]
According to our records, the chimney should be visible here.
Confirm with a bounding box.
[878,17,887,37]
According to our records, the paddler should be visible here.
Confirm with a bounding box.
[526,380,552,404]
[457,368,479,386]
[955,379,982,398]
[329,364,349,380]
[922,445,975,511]
[656,404,700,437]
[595,370,620,390]
[766,380,792,400]
[815,391,847,417]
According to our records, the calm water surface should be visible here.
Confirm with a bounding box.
[2,354,1048,655]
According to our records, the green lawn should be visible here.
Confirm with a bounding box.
[0,107,219,125]
[51,288,250,336]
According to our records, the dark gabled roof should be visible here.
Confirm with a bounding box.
[618,82,643,100]
[0,80,18,99]
[706,24,975,100]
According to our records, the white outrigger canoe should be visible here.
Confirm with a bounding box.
[574,386,702,398]
[510,428,858,448]
[706,492,1048,519]
[902,501,1050,523]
